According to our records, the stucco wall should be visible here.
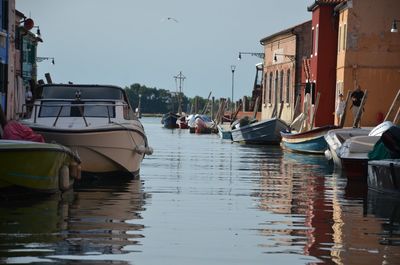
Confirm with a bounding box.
[260,21,311,124]
[338,0,400,127]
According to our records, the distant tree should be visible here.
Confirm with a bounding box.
[125,83,191,114]
[124,83,241,115]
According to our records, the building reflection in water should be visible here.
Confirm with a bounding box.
[254,149,400,264]
[335,178,400,265]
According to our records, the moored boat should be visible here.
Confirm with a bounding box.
[177,116,188,129]
[231,117,289,144]
[21,84,152,177]
[280,125,338,154]
[217,123,232,140]
[161,112,180,129]
[0,140,81,193]
[194,116,215,134]
[338,121,394,181]
[339,135,380,181]
[188,114,215,134]
[324,127,371,167]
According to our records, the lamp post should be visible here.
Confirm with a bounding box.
[230,65,236,116]
[36,57,55,64]
[273,53,295,62]
[238,52,265,60]
[137,94,142,118]
[391,19,399,33]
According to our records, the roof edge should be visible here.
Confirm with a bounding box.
[260,20,311,45]
[307,0,346,12]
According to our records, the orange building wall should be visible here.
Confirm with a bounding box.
[337,0,400,127]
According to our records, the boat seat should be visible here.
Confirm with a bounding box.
[346,136,380,153]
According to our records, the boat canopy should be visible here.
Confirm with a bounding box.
[41,85,124,100]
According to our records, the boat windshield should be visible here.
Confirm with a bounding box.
[41,85,123,100]
[39,101,116,118]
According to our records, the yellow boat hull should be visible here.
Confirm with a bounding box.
[0,140,81,193]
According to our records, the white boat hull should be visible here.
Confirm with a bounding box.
[29,123,148,176]
[324,128,371,168]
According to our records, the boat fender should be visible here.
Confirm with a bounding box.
[145,146,154,155]
[59,165,70,191]
[135,145,146,154]
[69,162,81,180]
[135,145,154,155]
[324,149,332,161]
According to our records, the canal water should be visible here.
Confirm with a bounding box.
[1,117,399,264]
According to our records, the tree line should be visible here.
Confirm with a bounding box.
[124,83,211,114]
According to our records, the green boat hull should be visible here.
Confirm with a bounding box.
[0,140,81,193]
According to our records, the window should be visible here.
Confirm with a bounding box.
[268,72,273,103]
[279,70,284,103]
[314,25,319,56]
[263,73,268,104]
[274,71,279,103]
[342,24,347,51]
[39,101,116,118]
[338,25,342,53]
[286,69,291,103]
[311,27,314,56]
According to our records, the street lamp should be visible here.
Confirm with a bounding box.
[36,57,55,65]
[32,26,43,42]
[231,65,236,114]
[238,51,265,60]
[391,19,399,33]
[274,53,295,62]
[137,94,142,118]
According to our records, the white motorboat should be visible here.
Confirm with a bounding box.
[337,121,394,180]
[21,84,152,177]
[324,127,371,168]
[324,121,393,180]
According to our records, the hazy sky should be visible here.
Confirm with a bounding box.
[17,0,312,100]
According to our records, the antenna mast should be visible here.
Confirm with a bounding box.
[174,71,186,115]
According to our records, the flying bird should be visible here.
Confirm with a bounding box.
[162,17,179,23]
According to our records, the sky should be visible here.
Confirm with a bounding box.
[16,0,312,100]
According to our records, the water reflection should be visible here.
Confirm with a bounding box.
[366,191,400,247]
[328,170,400,265]
[1,117,400,265]
[64,177,145,254]
[253,150,335,264]
[0,177,146,264]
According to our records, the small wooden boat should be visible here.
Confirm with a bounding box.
[231,117,289,144]
[0,140,81,193]
[177,116,188,129]
[217,123,232,140]
[188,114,215,134]
[194,117,215,134]
[368,159,400,194]
[161,112,179,129]
[280,125,338,154]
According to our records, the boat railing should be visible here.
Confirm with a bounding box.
[28,101,130,127]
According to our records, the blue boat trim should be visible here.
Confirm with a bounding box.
[9,172,53,180]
